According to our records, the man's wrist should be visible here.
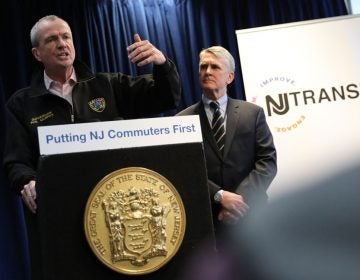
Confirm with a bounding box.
[155,58,171,73]
[214,189,224,203]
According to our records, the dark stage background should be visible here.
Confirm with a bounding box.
[0,0,347,279]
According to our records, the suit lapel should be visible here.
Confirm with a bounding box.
[224,98,240,158]
[196,102,223,159]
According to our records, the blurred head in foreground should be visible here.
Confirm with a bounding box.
[231,164,360,280]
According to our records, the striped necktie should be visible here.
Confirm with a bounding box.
[210,101,225,154]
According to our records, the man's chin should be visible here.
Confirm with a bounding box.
[57,56,74,64]
[58,61,75,69]
[202,88,215,94]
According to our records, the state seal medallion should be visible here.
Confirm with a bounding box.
[84,167,186,275]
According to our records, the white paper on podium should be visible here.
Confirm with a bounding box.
[38,115,203,155]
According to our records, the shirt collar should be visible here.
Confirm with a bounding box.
[202,94,228,111]
[44,69,77,90]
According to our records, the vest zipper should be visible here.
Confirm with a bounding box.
[70,107,74,123]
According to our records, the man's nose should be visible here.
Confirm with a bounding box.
[57,37,67,47]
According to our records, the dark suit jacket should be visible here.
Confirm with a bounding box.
[177,97,277,227]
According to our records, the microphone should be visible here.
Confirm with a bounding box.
[112,117,124,121]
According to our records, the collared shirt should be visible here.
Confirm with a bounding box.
[44,69,77,106]
[202,94,228,131]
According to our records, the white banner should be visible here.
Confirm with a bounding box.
[236,15,360,199]
[38,115,202,155]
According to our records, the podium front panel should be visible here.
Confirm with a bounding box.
[32,143,214,280]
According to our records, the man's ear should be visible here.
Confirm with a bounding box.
[227,72,235,84]
[32,48,42,62]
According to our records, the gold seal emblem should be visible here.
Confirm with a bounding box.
[84,167,186,275]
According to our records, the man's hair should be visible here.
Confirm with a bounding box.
[199,46,235,72]
[30,15,70,47]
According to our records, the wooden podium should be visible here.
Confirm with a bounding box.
[26,116,215,280]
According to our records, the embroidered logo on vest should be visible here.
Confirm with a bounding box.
[88,98,106,113]
[30,111,54,124]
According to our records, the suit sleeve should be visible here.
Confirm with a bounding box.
[236,107,277,205]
